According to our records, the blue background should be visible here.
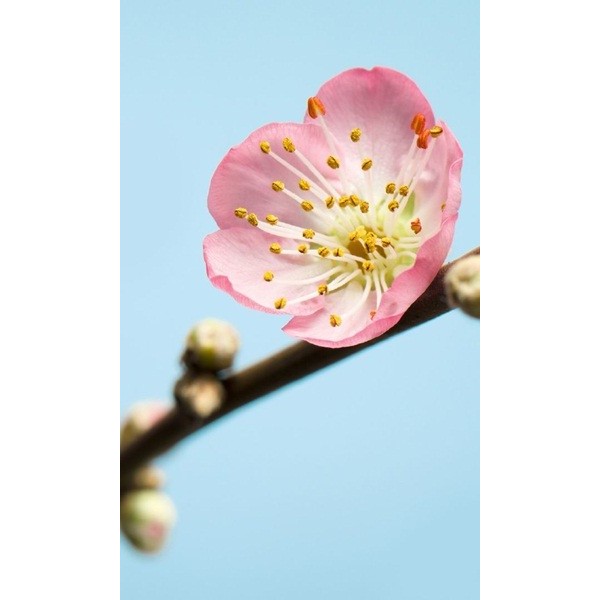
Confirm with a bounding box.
[121,0,479,598]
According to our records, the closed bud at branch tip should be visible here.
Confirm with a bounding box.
[120,401,171,449]
[121,490,176,554]
[183,318,240,371]
[444,254,480,319]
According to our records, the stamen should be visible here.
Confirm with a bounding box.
[350,128,362,142]
[317,247,330,257]
[349,194,361,207]
[359,201,370,214]
[388,200,400,212]
[410,218,422,234]
[263,271,274,282]
[282,137,296,152]
[410,113,426,135]
[247,213,259,226]
[271,180,285,192]
[327,156,340,169]
[298,179,310,191]
[265,214,279,225]
[259,141,271,153]
[333,248,345,257]
[297,244,309,254]
[330,314,342,327]
[398,185,409,196]
[274,297,287,310]
[417,129,431,150]
[234,207,248,218]
[269,243,282,254]
[307,96,326,119]
[385,183,396,194]
[338,196,351,208]
[318,284,328,295]
[362,261,375,272]
[430,125,444,138]
[301,201,314,212]
[302,229,315,239]
[325,196,335,208]
[381,237,393,247]
[361,158,373,171]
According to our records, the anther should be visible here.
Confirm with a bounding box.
[349,230,358,241]
[297,244,308,254]
[307,96,326,119]
[269,243,282,254]
[398,185,409,196]
[362,261,375,272]
[263,271,274,282]
[325,196,335,209]
[350,128,362,142]
[388,200,400,212]
[318,247,330,257]
[282,137,296,152]
[259,141,271,154]
[417,129,431,149]
[234,207,248,218]
[271,180,285,192]
[361,158,373,171]
[410,218,422,234]
[317,284,328,295]
[247,213,259,226]
[349,194,361,207]
[274,297,287,310]
[410,113,426,135]
[338,196,351,208]
[441,202,447,211]
[298,179,310,191]
[327,156,340,169]
[385,182,396,194]
[333,248,345,257]
[329,314,342,327]
[301,201,314,212]
[430,125,444,138]
[381,237,393,247]
[370,310,377,319]
[265,214,279,225]
[359,201,370,214]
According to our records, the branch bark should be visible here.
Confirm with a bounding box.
[121,246,480,481]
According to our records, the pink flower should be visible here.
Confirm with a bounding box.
[203,67,463,348]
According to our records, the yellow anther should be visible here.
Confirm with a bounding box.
[349,194,361,207]
[327,155,340,169]
[388,200,400,212]
[269,243,282,254]
[301,200,314,212]
[325,196,335,209]
[361,158,373,171]
[338,195,350,208]
[263,271,274,282]
[350,128,362,142]
[265,214,279,225]
[398,185,409,196]
[282,137,296,152]
[365,233,376,252]
[307,96,326,119]
[234,207,248,218]
[381,237,393,247]
[430,125,444,138]
[385,182,396,194]
[359,201,370,213]
[259,141,271,154]
[362,261,375,272]
[317,284,328,295]
[274,297,287,310]
[298,179,310,191]
[441,202,447,211]
[271,180,285,192]
[348,230,358,242]
[297,244,309,254]
[318,246,330,257]
[247,213,259,226]
[302,229,315,239]
[410,218,422,234]
[333,248,345,257]
[329,314,342,327]
[355,225,367,239]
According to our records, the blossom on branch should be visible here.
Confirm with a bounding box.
[203,67,462,348]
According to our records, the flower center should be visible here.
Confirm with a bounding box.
[233,99,444,328]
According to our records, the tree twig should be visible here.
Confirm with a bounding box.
[121,246,480,481]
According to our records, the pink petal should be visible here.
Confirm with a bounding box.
[203,228,332,316]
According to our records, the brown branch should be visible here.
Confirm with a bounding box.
[121,246,480,481]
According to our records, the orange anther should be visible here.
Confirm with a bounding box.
[307,96,326,119]
[417,129,431,150]
[410,113,426,135]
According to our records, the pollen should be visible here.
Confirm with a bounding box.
[318,284,328,295]
[234,207,248,218]
[274,297,287,310]
[359,201,370,213]
[327,155,340,169]
[365,232,377,252]
[349,194,361,207]
[362,261,375,272]
[265,214,279,225]
[301,200,314,212]
[247,213,259,226]
[348,230,359,241]
[350,128,362,142]
[361,158,373,171]
[325,196,335,208]
[381,237,393,247]
[298,179,310,191]
[307,96,326,119]
[271,180,285,192]
[263,271,274,282]
[430,125,444,138]
[333,247,345,257]
[385,182,396,194]
[259,141,271,154]
[417,129,431,149]
[411,113,426,135]
[398,185,409,196]
[297,244,309,254]
[329,314,342,327]
[269,243,282,254]
[338,195,351,208]
[388,200,399,212]
[411,218,422,234]
[370,310,377,319]
[302,229,315,239]
[318,246,330,257]
[282,137,296,152]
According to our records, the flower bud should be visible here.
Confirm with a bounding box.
[120,401,171,449]
[122,464,165,491]
[183,318,240,371]
[444,254,480,318]
[121,490,176,553]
